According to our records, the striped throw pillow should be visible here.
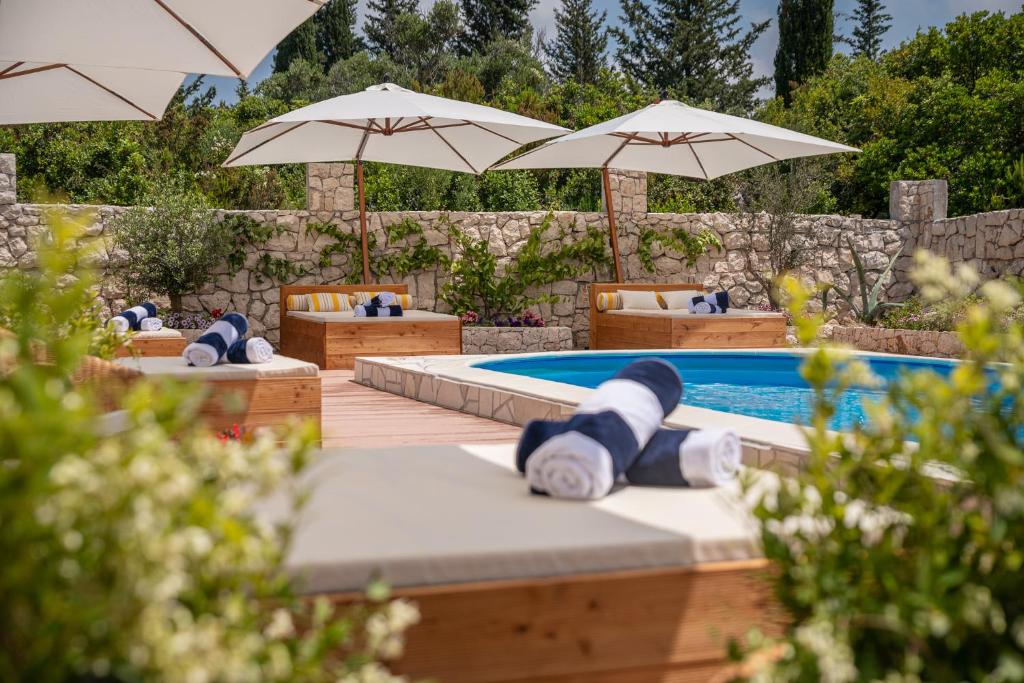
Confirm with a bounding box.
[286,294,310,311]
[308,292,352,312]
[354,291,414,309]
[595,292,623,311]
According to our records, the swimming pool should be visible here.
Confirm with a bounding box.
[475,351,959,431]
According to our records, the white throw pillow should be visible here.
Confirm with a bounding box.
[617,290,662,310]
[659,290,695,310]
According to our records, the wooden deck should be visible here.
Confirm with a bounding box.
[321,370,521,448]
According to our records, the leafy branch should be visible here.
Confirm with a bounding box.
[637,226,722,272]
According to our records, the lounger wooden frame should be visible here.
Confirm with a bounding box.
[279,284,462,370]
[114,335,187,358]
[589,283,788,350]
[192,374,322,438]
[330,559,780,682]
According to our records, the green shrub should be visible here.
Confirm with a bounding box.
[110,184,233,311]
[441,213,609,322]
[740,251,1024,681]
[0,210,417,682]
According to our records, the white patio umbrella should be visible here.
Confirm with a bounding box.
[0,0,324,79]
[0,61,185,124]
[495,98,859,282]
[223,83,569,283]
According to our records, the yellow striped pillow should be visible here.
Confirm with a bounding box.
[286,294,310,311]
[354,291,414,309]
[308,292,352,312]
[595,292,623,311]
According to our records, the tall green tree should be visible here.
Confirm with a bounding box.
[845,0,892,60]
[459,0,539,54]
[273,15,319,72]
[545,0,609,84]
[774,0,835,104]
[317,0,362,69]
[614,0,770,113]
[364,0,420,59]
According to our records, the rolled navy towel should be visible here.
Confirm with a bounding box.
[518,422,741,488]
[371,292,398,307]
[354,304,403,317]
[523,359,682,500]
[109,302,158,333]
[688,291,729,314]
[225,337,274,364]
[183,313,248,367]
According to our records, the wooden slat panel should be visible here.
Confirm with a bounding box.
[197,376,322,435]
[115,337,187,357]
[332,562,780,683]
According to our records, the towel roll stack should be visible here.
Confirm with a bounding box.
[109,302,162,333]
[183,313,248,367]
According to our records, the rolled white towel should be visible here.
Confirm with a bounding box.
[183,313,248,368]
[225,337,274,364]
[139,317,163,332]
[679,428,742,487]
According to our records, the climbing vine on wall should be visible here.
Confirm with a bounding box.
[307,218,449,285]
[222,214,311,284]
[637,226,722,272]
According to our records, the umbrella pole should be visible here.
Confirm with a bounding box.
[602,167,624,283]
[357,160,371,284]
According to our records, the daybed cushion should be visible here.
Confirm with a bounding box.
[253,444,762,593]
[606,308,785,318]
[286,309,459,323]
[308,292,352,312]
[659,290,696,310]
[114,354,319,380]
[617,289,662,310]
[595,292,622,311]
[131,329,184,340]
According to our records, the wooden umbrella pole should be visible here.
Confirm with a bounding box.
[357,159,371,284]
[602,167,624,283]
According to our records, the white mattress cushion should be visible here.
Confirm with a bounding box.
[606,308,785,318]
[253,444,763,593]
[131,329,184,340]
[659,290,696,310]
[287,309,459,323]
[617,290,662,310]
[114,354,319,380]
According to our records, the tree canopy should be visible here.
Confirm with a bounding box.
[545,0,609,84]
[774,0,834,104]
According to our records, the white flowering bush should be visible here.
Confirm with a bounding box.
[0,211,418,682]
[739,251,1024,681]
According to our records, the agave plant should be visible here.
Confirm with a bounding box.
[822,236,904,324]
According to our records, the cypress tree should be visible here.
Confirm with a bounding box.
[273,15,319,72]
[364,0,420,59]
[774,0,834,104]
[614,0,770,113]
[317,0,362,69]
[459,0,539,54]
[545,0,609,84]
[848,0,892,60]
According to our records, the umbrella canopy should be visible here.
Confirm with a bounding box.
[0,61,185,124]
[224,83,569,282]
[0,0,323,79]
[494,99,859,281]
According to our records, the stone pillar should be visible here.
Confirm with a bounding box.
[890,180,947,222]
[306,162,355,212]
[603,168,648,214]
[0,154,15,205]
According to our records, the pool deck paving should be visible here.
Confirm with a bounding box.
[320,370,522,448]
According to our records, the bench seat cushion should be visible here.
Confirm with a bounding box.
[254,444,763,593]
[114,354,319,380]
[606,308,786,318]
[131,329,184,340]
[286,309,459,323]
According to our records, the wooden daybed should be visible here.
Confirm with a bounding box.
[279,284,462,370]
[114,329,187,358]
[256,444,780,682]
[589,283,788,350]
[113,355,321,437]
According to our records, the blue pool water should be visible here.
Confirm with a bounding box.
[475,351,961,431]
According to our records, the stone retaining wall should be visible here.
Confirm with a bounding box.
[461,326,573,355]
[3,153,1023,350]
[830,325,964,358]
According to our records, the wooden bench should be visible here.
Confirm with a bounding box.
[279,284,462,370]
[589,283,788,350]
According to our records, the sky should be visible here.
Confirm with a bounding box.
[194,0,1024,105]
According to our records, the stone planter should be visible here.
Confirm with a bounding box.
[462,326,573,355]
[830,325,964,358]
